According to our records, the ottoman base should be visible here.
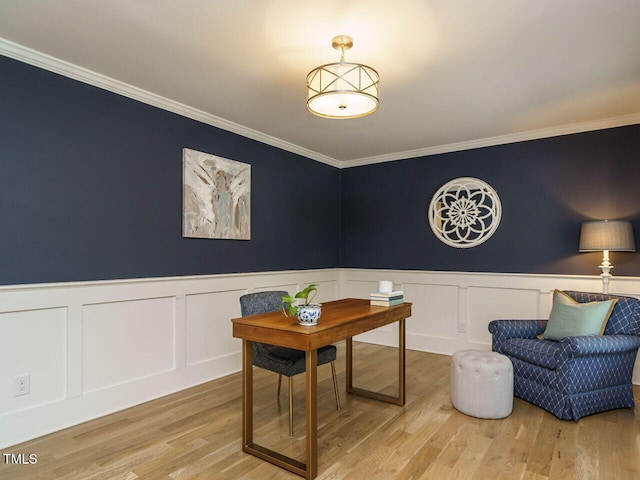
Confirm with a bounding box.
[450,350,513,419]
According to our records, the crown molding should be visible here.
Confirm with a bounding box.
[341,113,640,168]
[2,37,638,171]
[0,38,341,168]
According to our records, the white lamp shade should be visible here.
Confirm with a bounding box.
[306,62,379,119]
[579,220,635,252]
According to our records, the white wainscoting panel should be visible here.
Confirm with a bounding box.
[309,280,339,304]
[342,278,396,344]
[404,283,460,341]
[0,269,339,448]
[186,289,244,367]
[1,268,638,449]
[0,308,67,414]
[341,269,640,382]
[466,287,541,345]
[82,297,176,393]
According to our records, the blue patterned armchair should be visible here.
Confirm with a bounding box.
[488,291,640,420]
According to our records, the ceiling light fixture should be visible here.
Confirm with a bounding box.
[306,35,379,119]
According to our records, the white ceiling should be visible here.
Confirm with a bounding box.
[1,1,639,167]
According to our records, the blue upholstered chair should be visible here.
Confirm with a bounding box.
[239,291,340,436]
[488,291,640,420]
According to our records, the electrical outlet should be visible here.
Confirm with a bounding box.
[458,322,467,333]
[14,374,30,397]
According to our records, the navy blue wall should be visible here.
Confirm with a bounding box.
[340,125,640,276]
[0,56,340,285]
[3,55,639,285]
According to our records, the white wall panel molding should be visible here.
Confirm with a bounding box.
[0,308,67,415]
[81,298,176,394]
[185,290,245,368]
[0,269,339,448]
[340,268,640,385]
[2,267,639,448]
[66,303,84,400]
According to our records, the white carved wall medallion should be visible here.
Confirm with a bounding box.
[428,177,501,248]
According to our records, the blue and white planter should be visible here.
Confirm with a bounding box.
[296,304,322,325]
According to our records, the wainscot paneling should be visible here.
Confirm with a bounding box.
[0,308,67,415]
[83,297,176,393]
[466,287,542,345]
[0,269,339,449]
[339,268,640,384]
[1,268,638,448]
[185,290,245,368]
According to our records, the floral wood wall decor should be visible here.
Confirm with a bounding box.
[428,177,501,248]
[182,148,251,240]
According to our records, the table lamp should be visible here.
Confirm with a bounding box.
[579,220,635,293]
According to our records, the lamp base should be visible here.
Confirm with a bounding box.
[598,250,612,294]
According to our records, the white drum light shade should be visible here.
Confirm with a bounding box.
[307,36,379,119]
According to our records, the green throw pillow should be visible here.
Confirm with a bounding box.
[540,290,617,341]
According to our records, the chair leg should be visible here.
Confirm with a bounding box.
[277,374,282,397]
[282,363,340,437]
[288,376,294,437]
[331,361,341,410]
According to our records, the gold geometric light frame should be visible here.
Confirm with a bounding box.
[306,35,380,119]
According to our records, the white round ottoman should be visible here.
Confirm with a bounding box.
[450,350,513,419]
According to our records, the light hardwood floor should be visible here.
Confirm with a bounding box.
[1,343,639,480]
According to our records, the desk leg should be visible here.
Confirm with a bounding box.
[305,349,318,479]
[241,342,318,479]
[346,337,353,394]
[242,340,253,448]
[398,318,406,405]
[346,318,406,406]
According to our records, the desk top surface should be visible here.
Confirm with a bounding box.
[232,298,411,350]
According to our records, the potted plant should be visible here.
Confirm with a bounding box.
[281,284,322,325]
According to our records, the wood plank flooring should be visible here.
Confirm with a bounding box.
[1,343,639,479]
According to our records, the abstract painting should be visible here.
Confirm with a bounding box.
[182,148,251,240]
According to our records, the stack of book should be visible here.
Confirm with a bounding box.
[370,290,404,307]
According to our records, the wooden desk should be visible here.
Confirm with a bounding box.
[231,298,412,479]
